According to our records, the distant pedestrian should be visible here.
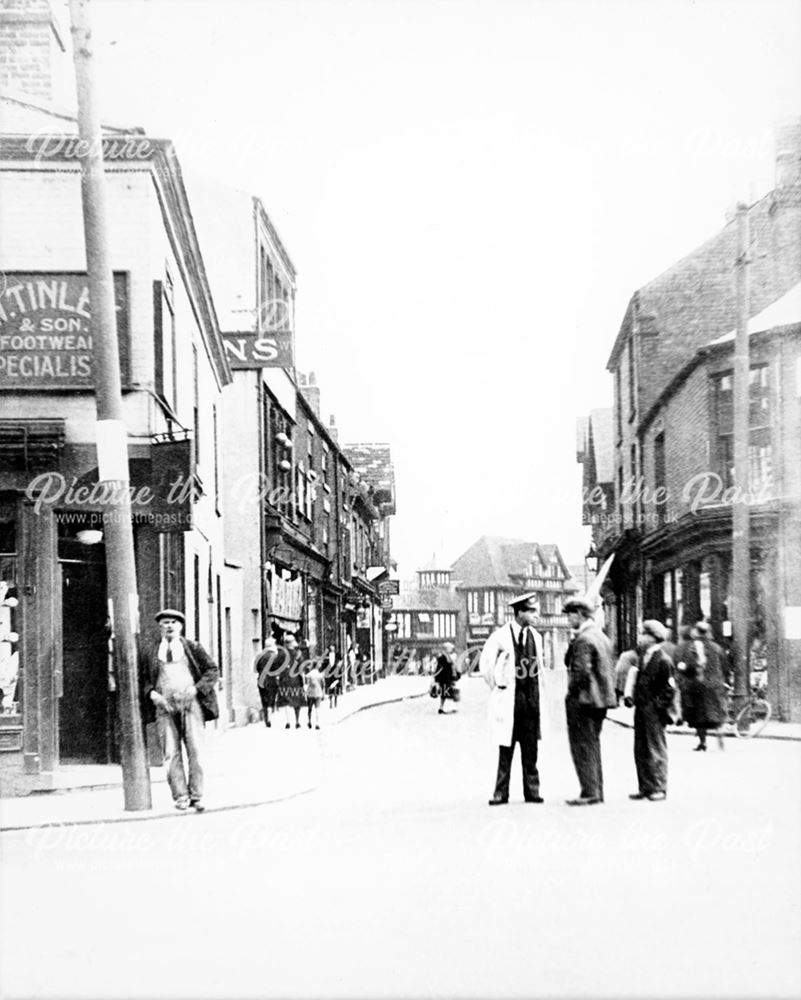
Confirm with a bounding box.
[276,633,305,729]
[563,596,617,806]
[480,592,544,806]
[434,641,458,714]
[676,621,727,751]
[140,609,219,812]
[325,644,342,707]
[254,636,284,728]
[626,620,676,802]
[614,649,638,705]
[305,661,325,729]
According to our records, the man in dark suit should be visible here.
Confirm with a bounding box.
[140,609,219,812]
[564,596,617,805]
[626,619,676,801]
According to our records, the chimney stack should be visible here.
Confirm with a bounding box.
[328,414,338,442]
[298,369,321,418]
[0,0,66,106]
[775,117,801,189]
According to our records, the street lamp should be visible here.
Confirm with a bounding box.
[585,544,600,575]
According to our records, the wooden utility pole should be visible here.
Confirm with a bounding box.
[731,202,751,709]
[69,0,151,809]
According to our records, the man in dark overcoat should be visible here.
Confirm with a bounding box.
[675,620,727,751]
[563,596,617,805]
[140,609,219,812]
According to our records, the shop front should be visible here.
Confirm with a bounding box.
[0,431,195,795]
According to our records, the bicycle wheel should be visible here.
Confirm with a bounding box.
[735,698,772,738]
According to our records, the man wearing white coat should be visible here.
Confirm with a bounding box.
[480,592,545,805]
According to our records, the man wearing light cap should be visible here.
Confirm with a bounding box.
[626,619,676,801]
[479,592,545,805]
[140,609,219,812]
[563,595,617,805]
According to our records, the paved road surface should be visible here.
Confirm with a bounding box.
[2,667,799,999]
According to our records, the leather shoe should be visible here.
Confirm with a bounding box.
[488,796,508,806]
[628,792,648,800]
[190,800,205,813]
[524,796,545,803]
[566,797,601,806]
[647,792,667,801]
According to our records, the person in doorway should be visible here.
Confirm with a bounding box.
[305,659,325,728]
[676,621,727,751]
[433,641,458,714]
[563,596,617,806]
[479,593,544,806]
[626,619,676,801]
[253,636,285,727]
[140,609,219,812]
[276,633,305,728]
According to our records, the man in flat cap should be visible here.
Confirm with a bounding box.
[140,609,219,812]
[625,619,677,801]
[479,592,545,805]
[563,596,617,805]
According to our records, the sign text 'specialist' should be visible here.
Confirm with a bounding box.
[0,273,129,389]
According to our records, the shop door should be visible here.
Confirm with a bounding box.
[59,558,110,763]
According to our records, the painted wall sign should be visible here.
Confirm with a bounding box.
[0,272,129,389]
[223,331,294,369]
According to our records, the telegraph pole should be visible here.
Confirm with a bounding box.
[69,0,151,809]
[731,202,751,710]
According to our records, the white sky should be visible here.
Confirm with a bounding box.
[72,0,801,576]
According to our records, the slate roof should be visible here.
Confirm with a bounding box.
[342,443,396,513]
[450,535,576,591]
[607,185,801,416]
[710,281,801,345]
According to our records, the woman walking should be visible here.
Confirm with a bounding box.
[276,633,305,728]
[433,641,458,714]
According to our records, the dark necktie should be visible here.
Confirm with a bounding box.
[166,644,173,663]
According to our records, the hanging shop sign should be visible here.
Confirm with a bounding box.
[0,272,130,389]
[223,331,294,370]
[266,566,303,624]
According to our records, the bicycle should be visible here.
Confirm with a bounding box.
[726,686,772,739]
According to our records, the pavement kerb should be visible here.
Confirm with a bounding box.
[605,712,801,742]
[0,686,429,834]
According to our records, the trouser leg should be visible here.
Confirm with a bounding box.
[566,698,602,799]
[516,715,540,800]
[633,707,651,794]
[493,744,514,800]
[258,687,273,725]
[183,701,205,802]
[634,704,667,794]
[645,705,668,793]
[159,709,189,803]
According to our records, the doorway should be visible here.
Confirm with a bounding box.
[58,526,111,764]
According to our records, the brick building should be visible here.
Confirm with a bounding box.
[451,536,579,669]
[190,175,396,719]
[0,20,231,790]
[581,120,801,720]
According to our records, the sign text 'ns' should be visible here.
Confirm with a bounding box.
[223,332,294,369]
